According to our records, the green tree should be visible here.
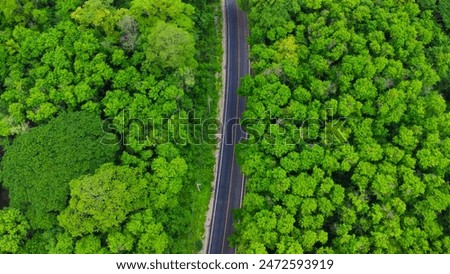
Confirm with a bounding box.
[2,111,118,229]
[125,209,169,253]
[438,0,450,31]
[58,164,147,237]
[107,230,134,254]
[130,0,194,31]
[234,0,450,254]
[147,22,197,70]
[0,0,222,254]
[0,208,30,253]
[71,0,117,34]
[75,235,106,254]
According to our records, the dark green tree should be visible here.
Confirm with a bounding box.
[2,111,118,229]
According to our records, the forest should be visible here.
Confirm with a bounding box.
[233,0,450,253]
[0,0,222,253]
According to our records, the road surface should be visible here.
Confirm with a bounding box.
[207,0,249,254]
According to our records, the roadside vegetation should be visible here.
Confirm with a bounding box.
[0,0,222,254]
[233,0,450,253]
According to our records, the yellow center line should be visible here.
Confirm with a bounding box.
[221,0,242,254]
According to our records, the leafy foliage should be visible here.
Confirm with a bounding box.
[58,164,147,237]
[0,0,222,253]
[2,111,118,230]
[0,208,30,253]
[234,0,450,254]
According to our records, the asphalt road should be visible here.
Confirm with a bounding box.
[207,0,249,254]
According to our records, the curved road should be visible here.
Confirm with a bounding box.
[207,0,249,254]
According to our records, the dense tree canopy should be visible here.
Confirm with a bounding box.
[234,0,450,254]
[58,164,147,237]
[2,111,118,230]
[0,208,29,253]
[0,0,222,253]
